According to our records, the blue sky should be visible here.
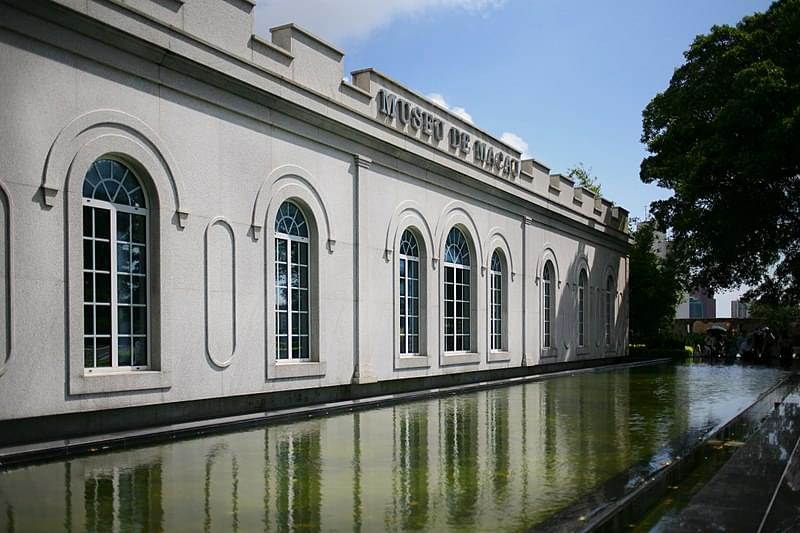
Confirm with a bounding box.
[254,0,774,314]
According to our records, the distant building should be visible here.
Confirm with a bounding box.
[731,300,750,319]
[675,289,717,319]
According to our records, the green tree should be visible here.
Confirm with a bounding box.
[640,0,800,303]
[567,162,601,196]
[629,220,683,345]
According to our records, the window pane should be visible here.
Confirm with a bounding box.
[277,336,288,359]
[83,240,93,270]
[84,273,93,302]
[118,337,132,367]
[298,290,308,312]
[276,288,287,310]
[290,266,299,288]
[83,206,93,237]
[117,212,130,242]
[132,277,146,305]
[118,275,131,304]
[96,274,111,303]
[299,266,308,288]
[400,336,406,354]
[291,312,300,335]
[132,307,147,335]
[117,243,131,272]
[131,246,146,274]
[277,312,288,335]
[133,337,147,366]
[399,259,405,277]
[131,214,146,244]
[96,305,111,335]
[445,267,453,283]
[299,313,308,335]
[95,241,110,271]
[96,337,112,367]
[291,241,300,264]
[84,338,94,368]
[95,209,110,239]
[118,306,131,335]
[299,243,308,266]
[84,305,94,335]
[445,337,454,352]
[276,263,287,287]
[300,336,309,358]
[291,337,301,358]
[276,239,287,262]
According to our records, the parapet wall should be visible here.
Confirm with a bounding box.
[50,0,629,235]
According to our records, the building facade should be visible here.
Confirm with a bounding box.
[0,0,630,433]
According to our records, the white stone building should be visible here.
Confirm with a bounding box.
[0,0,630,441]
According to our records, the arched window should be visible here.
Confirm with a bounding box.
[542,261,555,350]
[275,202,310,360]
[399,229,420,355]
[605,275,615,346]
[490,251,503,352]
[578,269,588,348]
[444,228,471,353]
[82,159,149,369]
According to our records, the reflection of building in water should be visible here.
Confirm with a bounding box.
[275,426,322,533]
[84,462,163,533]
[389,404,430,531]
[488,389,510,503]
[442,396,480,526]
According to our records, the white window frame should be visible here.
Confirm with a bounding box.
[578,269,587,349]
[443,228,472,355]
[605,275,615,348]
[542,263,554,350]
[489,252,503,352]
[274,203,311,362]
[399,230,421,356]
[82,166,150,374]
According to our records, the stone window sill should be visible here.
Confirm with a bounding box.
[441,352,480,366]
[269,361,327,379]
[488,351,511,363]
[396,355,430,369]
[71,370,171,395]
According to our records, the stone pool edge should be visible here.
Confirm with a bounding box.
[0,356,671,469]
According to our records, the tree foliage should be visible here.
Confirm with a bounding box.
[629,220,683,344]
[640,0,800,303]
[567,162,602,196]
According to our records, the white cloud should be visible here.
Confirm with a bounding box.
[500,132,530,158]
[255,0,506,44]
[426,93,474,123]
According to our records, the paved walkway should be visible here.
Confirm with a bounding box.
[664,389,800,532]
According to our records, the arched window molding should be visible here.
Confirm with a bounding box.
[0,181,12,380]
[435,204,483,367]
[263,178,330,380]
[604,268,617,352]
[434,201,484,272]
[577,268,589,352]
[483,231,514,362]
[488,249,508,356]
[537,246,560,360]
[42,109,188,227]
[251,165,335,253]
[64,141,171,395]
[391,219,433,370]
[572,254,591,355]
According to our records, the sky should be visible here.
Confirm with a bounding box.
[253,0,774,316]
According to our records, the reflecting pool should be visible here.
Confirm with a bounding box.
[0,362,789,532]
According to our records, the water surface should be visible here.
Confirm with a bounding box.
[0,362,788,532]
